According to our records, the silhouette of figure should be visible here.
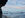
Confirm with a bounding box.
[0,0,7,18]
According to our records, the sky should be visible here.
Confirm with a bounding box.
[6,0,25,6]
[2,0,25,12]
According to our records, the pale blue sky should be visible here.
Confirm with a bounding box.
[6,0,25,6]
[16,0,25,6]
